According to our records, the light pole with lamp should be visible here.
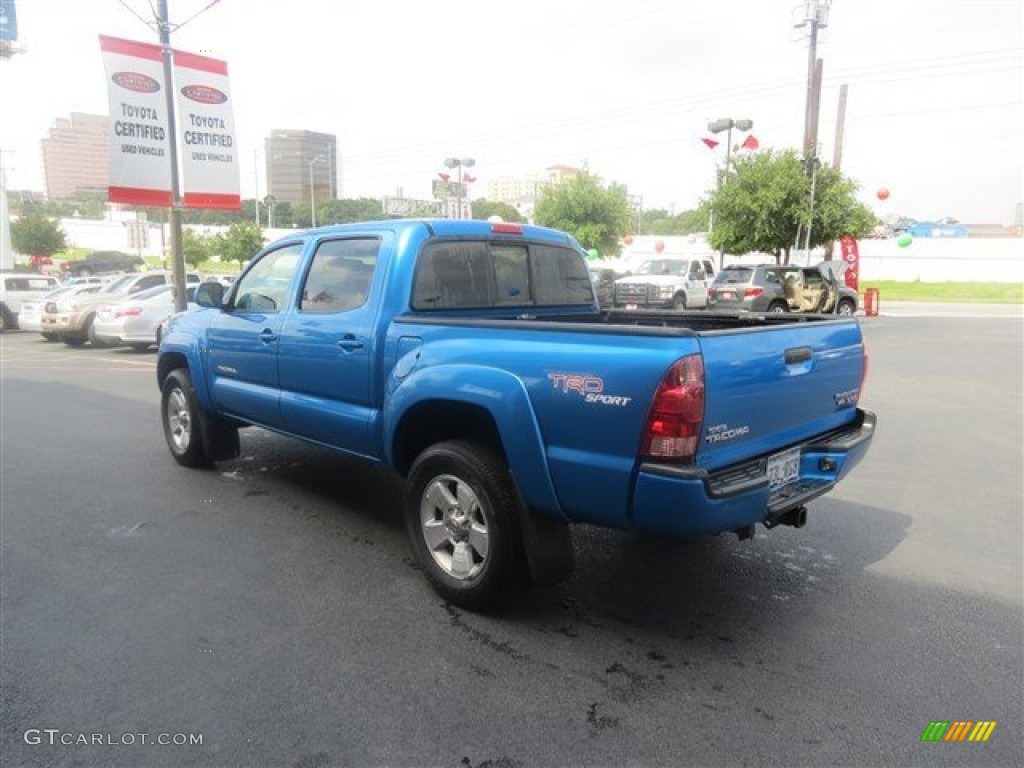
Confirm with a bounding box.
[308,155,324,229]
[706,118,753,268]
[443,157,475,219]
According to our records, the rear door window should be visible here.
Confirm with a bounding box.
[299,238,379,314]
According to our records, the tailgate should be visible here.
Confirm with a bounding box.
[696,319,865,471]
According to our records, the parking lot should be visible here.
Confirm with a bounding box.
[2,313,1022,767]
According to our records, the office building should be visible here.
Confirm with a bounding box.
[265,130,338,205]
[41,113,109,199]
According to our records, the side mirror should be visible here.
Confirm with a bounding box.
[196,281,225,308]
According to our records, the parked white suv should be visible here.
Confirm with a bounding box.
[0,273,62,330]
[612,257,716,310]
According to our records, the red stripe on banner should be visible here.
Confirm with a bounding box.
[184,192,241,210]
[173,50,228,75]
[109,186,173,207]
[99,35,163,62]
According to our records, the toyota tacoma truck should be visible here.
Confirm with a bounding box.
[157,219,875,609]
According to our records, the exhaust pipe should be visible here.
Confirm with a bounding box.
[766,506,808,529]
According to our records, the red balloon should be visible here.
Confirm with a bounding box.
[654,240,665,253]
[877,188,890,201]
[623,235,634,245]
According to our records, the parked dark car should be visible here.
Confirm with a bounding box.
[65,251,145,277]
[708,262,858,315]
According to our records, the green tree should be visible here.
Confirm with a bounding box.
[471,199,523,223]
[182,228,212,269]
[10,215,67,257]
[708,149,873,264]
[644,207,709,236]
[533,171,633,255]
[214,220,265,268]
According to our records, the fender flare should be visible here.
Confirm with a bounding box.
[385,363,566,522]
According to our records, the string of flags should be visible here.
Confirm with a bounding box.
[701,134,760,151]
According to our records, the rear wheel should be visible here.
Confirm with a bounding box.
[42,333,59,342]
[671,293,688,310]
[86,316,112,348]
[63,334,88,347]
[0,305,13,332]
[405,440,523,610]
[767,301,788,314]
[837,298,856,316]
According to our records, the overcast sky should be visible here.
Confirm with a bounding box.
[1,0,1021,223]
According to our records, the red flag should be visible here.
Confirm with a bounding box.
[463,174,476,183]
[741,134,759,151]
[438,173,450,182]
[701,137,719,150]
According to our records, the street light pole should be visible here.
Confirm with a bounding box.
[707,118,753,268]
[443,157,474,219]
[308,155,322,229]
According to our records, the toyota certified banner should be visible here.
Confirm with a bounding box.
[100,35,173,207]
[99,35,240,210]
[173,50,240,210]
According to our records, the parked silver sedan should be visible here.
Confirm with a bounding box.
[19,285,104,340]
[92,284,197,352]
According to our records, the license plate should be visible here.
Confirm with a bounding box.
[625,303,638,310]
[720,291,735,300]
[766,446,801,489]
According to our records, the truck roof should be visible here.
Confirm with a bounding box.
[270,219,578,248]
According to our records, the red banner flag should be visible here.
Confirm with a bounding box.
[463,174,476,183]
[438,173,450,182]
[701,137,719,150]
[741,134,759,151]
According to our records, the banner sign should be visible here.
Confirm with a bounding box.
[100,36,240,210]
[100,35,173,206]
[174,50,240,209]
[840,235,860,292]
[0,0,17,42]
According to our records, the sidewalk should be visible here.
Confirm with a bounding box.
[872,301,1022,319]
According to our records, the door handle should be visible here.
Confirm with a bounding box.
[259,329,278,344]
[785,346,813,365]
[337,334,364,352]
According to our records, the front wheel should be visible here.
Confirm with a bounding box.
[161,369,211,467]
[671,293,687,310]
[405,440,523,610]
[837,298,856,316]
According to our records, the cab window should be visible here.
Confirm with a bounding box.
[299,238,379,314]
[232,244,304,312]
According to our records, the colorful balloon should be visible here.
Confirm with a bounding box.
[586,248,600,260]
[897,233,912,247]
[877,188,890,201]
[623,235,634,245]
[654,240,665,253]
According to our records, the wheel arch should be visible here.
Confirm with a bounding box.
[386,365,566,521]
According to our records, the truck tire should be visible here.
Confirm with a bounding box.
[63,334,88,347]
[405,440,523,610]
[0,304,14,332]
[672,292,687,310]
[837,298,856,316]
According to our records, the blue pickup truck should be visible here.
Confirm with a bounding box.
[157,219,875,608]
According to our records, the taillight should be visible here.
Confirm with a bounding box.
[641,354,705,463]
[115,306,143,318]
[859,344,869,403]
[491,222,523,235]
[744,286,764,298]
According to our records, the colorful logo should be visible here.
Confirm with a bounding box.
[112,72,160,93]
[180,84,227,104]
[921,721,997,742]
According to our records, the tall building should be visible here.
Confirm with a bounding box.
[486,165,582,218]
[41,113,109,199]
[265,130,338,205]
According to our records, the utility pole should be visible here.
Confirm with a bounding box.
[157,0,187,312]
[832,83,848,171]
[796,0,831,170]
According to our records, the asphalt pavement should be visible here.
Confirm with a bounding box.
[1,311,1021,768]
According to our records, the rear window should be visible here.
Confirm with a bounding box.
[713,268,753,285]
[412,241,592,310]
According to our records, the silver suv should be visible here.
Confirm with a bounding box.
[42,271,199,347]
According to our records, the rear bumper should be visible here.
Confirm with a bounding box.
[631,409,876,537]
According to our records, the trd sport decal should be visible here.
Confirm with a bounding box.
[547,373,633,407]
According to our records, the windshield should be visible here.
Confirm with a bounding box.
[104,274,137,293]
[713,268,753,284]
[635,259,685,276]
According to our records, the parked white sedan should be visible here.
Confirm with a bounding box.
[92,284,197,351]
[19,284,104,340]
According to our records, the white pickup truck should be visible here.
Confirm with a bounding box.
[612,256,716,310]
